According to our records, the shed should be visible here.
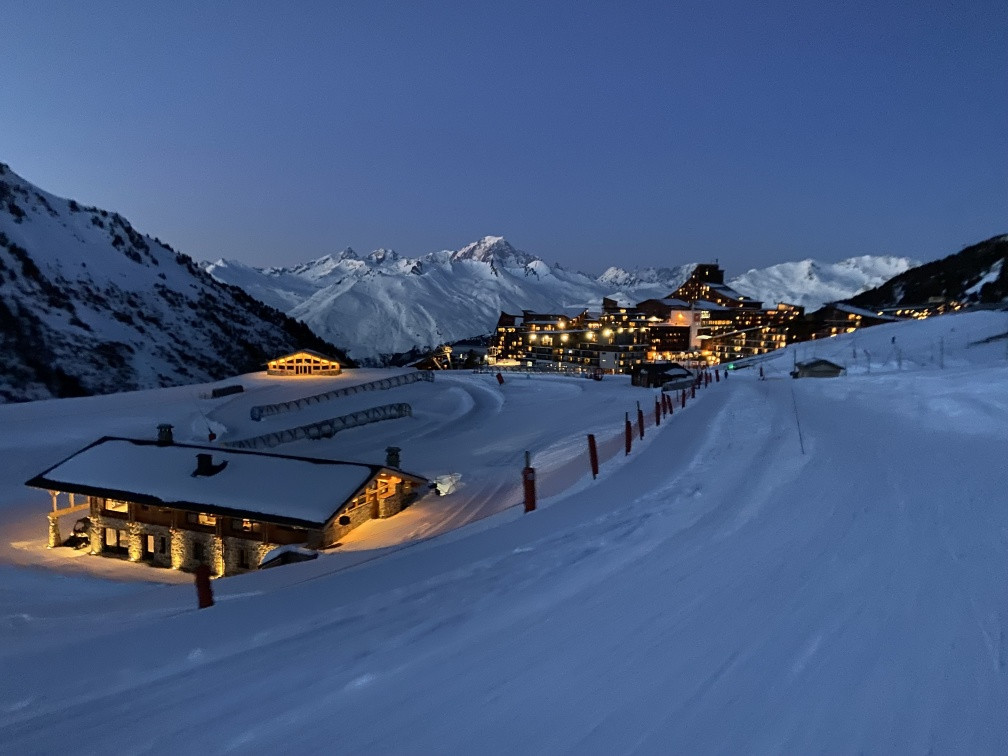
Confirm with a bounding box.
[631,362,693,389]
[791,359,845,379]
[266,349,341,376]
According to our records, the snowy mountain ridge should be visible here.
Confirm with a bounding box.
[0,163,348,403]
[207,238,918,362]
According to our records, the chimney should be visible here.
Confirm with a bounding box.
[385,446,401,468]
[156,424,174,446]
[192,453,228,478]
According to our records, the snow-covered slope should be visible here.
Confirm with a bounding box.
[1,311,1007,750]
[208,236,914,361]
[0,164,349,402]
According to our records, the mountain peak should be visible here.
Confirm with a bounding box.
[367,248,400,265]
[451,236,539,267]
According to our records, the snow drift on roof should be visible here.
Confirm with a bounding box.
[27,439,399,525]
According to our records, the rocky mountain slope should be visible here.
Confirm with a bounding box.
[845,234,1008,309]
[0,164,350,403]
[208,237,918,362]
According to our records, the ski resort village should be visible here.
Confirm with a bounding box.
[0,159,1006,750]
[2,2,1007,747]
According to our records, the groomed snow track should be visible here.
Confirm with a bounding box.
[225,402,413,450]
[249,370,433,421]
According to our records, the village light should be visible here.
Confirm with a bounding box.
[561,333,569,342]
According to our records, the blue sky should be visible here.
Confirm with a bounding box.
[3,1,1005,273]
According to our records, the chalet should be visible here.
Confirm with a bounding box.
[27,437,427,577]
[266,349,342,376]
[791,359,845,379]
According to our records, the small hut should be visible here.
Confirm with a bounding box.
[631,362,693,389]
[266,349,341,376]
[791,359,845,379]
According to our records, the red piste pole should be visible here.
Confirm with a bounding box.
[522,450,536,512]
[195,563,214,609]
[655,397,661,426]
[636,401,645,440]
[624,412,632,455]
[587,433,599,479]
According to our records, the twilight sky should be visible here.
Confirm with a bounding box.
[3,1,1006,274]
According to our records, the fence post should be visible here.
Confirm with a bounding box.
[587,434,599,479]
[625,412,632,455]
[523,451,536,512]
[636,401,644,440]
[681,389,686,409]
[655,397,661,426]
[691,383,696,399]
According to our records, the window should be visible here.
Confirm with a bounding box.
[238,549,249,569]
[159,536,167,554]
[192,542,206,562]
[231,518,260,534]
[104,499,128,513]
[103,528,127,554]
[186,512,217,527]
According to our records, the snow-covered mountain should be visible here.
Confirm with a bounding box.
[0,164,349,403]
[730,255,921,312]
[207,236,917,362]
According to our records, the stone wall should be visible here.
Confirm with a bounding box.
[377,484,404,518]
[173,530,224,576]
[322,501,374,546]
[142,524,173,569]
[47,513,61,549]
[221,536,279,575]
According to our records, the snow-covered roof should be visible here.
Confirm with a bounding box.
[708,283,747,299]
[657,298,691,308]
[26,438,426,527]
[692,300,732,311]
[795,359,845,369]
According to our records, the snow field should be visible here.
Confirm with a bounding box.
[0,310,1006,751]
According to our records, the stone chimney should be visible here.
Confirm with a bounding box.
[156,424,174,446]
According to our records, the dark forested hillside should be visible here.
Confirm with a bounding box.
[847,235,1008,309]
